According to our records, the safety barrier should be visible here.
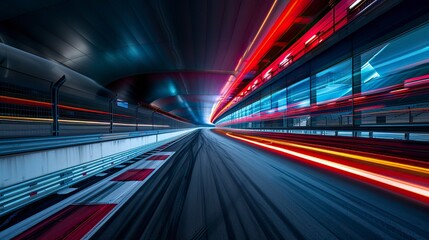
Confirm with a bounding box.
[0,129,181,156]
[0,129,194,216]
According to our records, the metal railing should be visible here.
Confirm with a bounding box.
[0,129,182,156]
[0,130,189,216]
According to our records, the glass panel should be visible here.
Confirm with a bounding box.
[271,88,287,111]
[315,59,352,103]
[288,77,310,109]
[361,23,429,93]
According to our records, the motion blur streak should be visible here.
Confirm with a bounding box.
[229,134,429,175]
[91,129,429,239]
[0,95,51,107]
[0,95,130,117]
[211,0,309,122]
[0,115,52,122]
[225,132,429,203]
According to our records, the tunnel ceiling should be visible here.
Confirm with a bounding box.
[0,0,288,125]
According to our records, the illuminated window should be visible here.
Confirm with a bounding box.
[288,77,310,109]
[361,23,429,94]
[315,59,352,104]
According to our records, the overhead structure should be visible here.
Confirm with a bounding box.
[0,0,291,125]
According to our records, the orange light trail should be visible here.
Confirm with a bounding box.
[0,95,51,107]
[225,132,429,203]
[0,95,131,118]
[211,0,308,123]
[233,134,429,175]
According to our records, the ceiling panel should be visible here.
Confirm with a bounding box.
[0,0,285,124]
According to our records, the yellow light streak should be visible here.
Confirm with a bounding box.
[230,133,429,175]
[226,132,429,199]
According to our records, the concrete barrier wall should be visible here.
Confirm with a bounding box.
[0,129,194,188]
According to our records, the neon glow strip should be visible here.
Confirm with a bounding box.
[305,34,317,45]
[239,0,279,68]
[279,53,292,66]
[215,0,279,111]
[226,132,429,199]
[349,0,363,10]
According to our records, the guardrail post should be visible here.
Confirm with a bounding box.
[135,105,139,131]
[109,95,118,133]
[404,132,410,140]
[51,75,66,136]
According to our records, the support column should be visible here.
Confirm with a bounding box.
[51,75,66,136]
[352,54,362,132]
[109,95,118,133]
[310,75,317,127]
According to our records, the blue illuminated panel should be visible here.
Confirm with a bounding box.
[315,59,352,104]
[288,77,310,109]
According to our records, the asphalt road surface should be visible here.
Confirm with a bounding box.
[92,128,429,240]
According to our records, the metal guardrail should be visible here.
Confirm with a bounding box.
[0,136,172,217]
[0,129,182,156]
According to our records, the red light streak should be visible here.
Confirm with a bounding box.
[225,132,429,204]
[0,95,131,118]
[213,0,408,124]
[404,74,429,87]
[211,0,311,122]
[355,105,385,111]
[0,96,51,107]
[211,0,355,122]
[279,53,292,67]
[353,96,366,101]
[349,0,363,10]
[390,88,409,94]
[216,74,429,126]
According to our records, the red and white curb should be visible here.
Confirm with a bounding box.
[1,152,175,240]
